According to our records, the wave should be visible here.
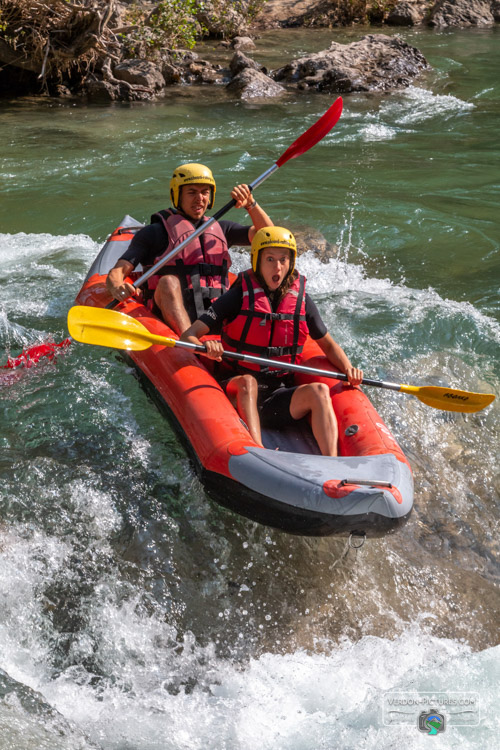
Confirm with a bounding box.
[0,558,497,750]
[385,86,474,125]
[327,85,475,145]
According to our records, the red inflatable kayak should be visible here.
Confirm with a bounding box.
[75,216,414,537]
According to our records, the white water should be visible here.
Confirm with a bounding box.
[0,229,498,748]
[0,523,498,749]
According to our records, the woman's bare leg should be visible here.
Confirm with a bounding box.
[226,374,263,447]
[289,383,338,456]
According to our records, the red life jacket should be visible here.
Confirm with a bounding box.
[147,209,231,318]
[222,269,308,376]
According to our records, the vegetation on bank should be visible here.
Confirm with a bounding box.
[0,1,495,97]
[0,0,265,94]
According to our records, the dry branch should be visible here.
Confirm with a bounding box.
[0,0,116,84]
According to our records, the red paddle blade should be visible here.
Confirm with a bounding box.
[275,97,343,167]
[1,338,71,369]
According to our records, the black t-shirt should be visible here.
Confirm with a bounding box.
[199,284,327,341]
[120,217,251,268]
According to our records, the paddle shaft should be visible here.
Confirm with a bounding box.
[171,338,396,390]
[66,305,496,413]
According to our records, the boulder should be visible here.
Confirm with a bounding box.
[386,1,427,26]
[230,50,266,77]
[429,0,495,27]
[231,36,256,50]
[85,78,120,102]
[161,61,182,85]
[183,60,227,84]
[113,59,165,89]
[293,227,338,262]
[226,68,285,99]
[253,0,354,29]
[273,34,429,93]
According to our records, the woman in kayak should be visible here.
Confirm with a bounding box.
[180,226,363,455]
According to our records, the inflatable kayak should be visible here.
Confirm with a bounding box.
[75,216,414,537]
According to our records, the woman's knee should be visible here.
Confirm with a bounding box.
[305,382,331,404]
[227,374,258,399]
[238,373,258,397]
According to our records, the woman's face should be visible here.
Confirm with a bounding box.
[258,247,291,291]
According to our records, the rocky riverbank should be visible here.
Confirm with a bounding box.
[0,0,498,101]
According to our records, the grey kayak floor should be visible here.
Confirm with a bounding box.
[262,418,320,455]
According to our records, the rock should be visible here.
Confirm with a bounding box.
[85,78,119,102]
[493,1,500,21]
[55,84,72,98]
[231,35,256,50]
[184,60,226,84]
[113,59,165,89]
[387,1,427,26]
[230,50,265,77]
[293,227,338,262]
[161,61,182,85]
[254,0,335,29]
[429,0,495,27]
[175,49,199,64]
[226,68,285,99]
[273,34,429,93]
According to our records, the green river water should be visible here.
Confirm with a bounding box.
[0,26,499,750]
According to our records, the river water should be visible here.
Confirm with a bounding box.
[0,26,499,749]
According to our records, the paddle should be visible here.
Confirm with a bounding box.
[67,306,496,414]
[107,96,344,304]
[3,98,343,370]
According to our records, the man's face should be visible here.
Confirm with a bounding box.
[179,183,211,220]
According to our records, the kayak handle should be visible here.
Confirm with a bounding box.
[339,479,394,488]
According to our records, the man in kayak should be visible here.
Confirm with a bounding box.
[180,226,363,455]
[105,163,273,334]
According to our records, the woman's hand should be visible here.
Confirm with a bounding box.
[203,339,224,361]
[231,184,254,210]
[345,366,363,386]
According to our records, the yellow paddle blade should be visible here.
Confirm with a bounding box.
[67,306,176,351]
[400,384,495,413]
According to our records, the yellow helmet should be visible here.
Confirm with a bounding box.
[250,226,297,274]
[170,163,216,210]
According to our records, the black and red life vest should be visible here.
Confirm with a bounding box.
[146,209,231,318]
[222,269,308,376]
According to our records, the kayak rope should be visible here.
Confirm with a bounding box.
[328,532,366,570]
[329,537,350,570]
